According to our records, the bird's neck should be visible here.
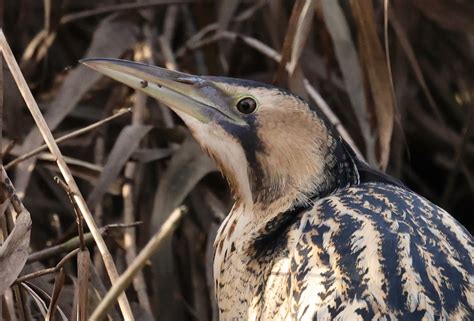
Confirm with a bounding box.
[213,128,363,302]
[215,136,361,260]
[216,135,360,253]
[247,133,360,216]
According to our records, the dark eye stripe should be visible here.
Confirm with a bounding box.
[236,97,257,114]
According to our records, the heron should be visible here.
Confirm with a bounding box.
[82,58,473,321]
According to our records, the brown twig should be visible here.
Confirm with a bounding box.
[61,0,194,24]
[15,248,80,284]
[5,108,131,170]
[54,176,86,250]
[2,139,16,158]
[27,222,141,263]
[175,1,267,59]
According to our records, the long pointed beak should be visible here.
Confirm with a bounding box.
[80,58,245,125]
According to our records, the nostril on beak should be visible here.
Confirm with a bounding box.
[140,80,148,88]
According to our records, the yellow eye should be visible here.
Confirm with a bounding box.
[236,97,257,114]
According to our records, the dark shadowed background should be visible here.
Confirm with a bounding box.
[1,0,473,320]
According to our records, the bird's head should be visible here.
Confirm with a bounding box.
[82,59,357,212]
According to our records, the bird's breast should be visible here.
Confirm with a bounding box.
[213,212,302,321]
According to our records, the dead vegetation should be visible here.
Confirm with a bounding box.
[0,0,473,320]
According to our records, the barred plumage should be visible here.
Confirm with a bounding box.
[83,58,474,321]
[214,183,473,320]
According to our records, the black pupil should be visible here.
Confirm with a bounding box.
[237,98,256,114]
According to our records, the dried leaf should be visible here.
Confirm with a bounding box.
[288,64,308,100]
[150,137,215,321]
[132,147,174,163]
[217,0,240,30]
[321,0,376,165]
[45,267,66,321]
[151,137,215,229]
[351,0,396,170]
[273,0,316,99]
[22,281,68,321]
[274,0,306,84]
[288,0,316,73]
[0,211,31,295]
[22,282,49,317]
[87,124,152,208]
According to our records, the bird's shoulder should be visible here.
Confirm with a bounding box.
[305,182,473,252]
[284,182,473,320]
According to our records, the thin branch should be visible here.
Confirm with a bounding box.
[60,0,195,25]
[175,0,268,58]
[5,108,131,170]
[27,222,141,263]
[15,249,80,284]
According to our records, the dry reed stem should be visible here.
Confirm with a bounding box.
[77,249,91,321]
[89,206,185,321]
[0,29,135,321]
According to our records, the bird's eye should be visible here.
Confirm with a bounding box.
[236,97,257,114]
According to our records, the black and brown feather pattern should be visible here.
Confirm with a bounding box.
[81,55,473,321]
[214,182,473,321]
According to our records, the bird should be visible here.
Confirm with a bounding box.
[81,58,473,321]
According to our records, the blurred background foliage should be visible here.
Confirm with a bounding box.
[1,0,473,320]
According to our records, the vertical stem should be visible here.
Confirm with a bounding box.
[0,30,134,321]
